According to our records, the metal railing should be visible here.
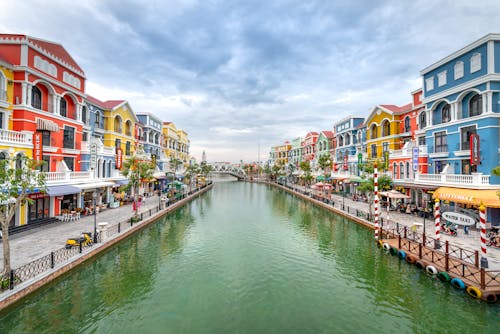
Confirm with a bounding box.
[1,183,212,292]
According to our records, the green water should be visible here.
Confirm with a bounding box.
[0,182,498,333]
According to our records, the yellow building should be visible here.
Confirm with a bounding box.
[102,100,139,159]
[162,122,190,168]
[365,104,409,169]
[275,142,291,166]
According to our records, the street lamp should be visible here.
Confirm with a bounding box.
[92,191,97,243]
[339,181,345,210]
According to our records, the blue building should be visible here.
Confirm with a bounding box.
[333,116,365,178]
[136,112,167,177]
[417,33,500,225]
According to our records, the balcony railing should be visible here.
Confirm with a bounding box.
[46,169,125,184]
[0,129,32,146]
[415,172,492,187]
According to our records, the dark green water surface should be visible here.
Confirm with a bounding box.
[0,182,498,333]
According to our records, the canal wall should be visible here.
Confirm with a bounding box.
[0,184,213,311]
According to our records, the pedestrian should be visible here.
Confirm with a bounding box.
[464,225,469,235]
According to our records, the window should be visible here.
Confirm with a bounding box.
[454,61,464,79]
[371,144,377,158]
[60,97,67,117]
[63,157,74,171]
[404,116,410,133]
[469,94,482,117]
[434,131,447,153]
[125,120,132,136]
[418,136,426,146]
[125,141,131,155]
[82,132,88,141]
[32,86,42,109]
[406,162,411,179]
[82,106,87,124]
[461,125,476,151]
[426,77,434,91]
[400,162,405,179]
[115,138,121,152]
[382,142,389,152]
[393,163,398,179]
[39,155,50,172]
[345,134,350,145]
[0,112,3,129]
[370,125,377,139]
[114,116,122,133]
[63,127,75,149]
[419,112,426,129]
[40,131,50,146]
[441,104,451,123]
[437,71,447,87]
[470,53,481,73]
[95,110,102,128]
[382,120,390,136]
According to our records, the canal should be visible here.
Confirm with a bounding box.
[0,181,498,333]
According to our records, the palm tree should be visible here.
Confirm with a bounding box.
[121,156,155,220]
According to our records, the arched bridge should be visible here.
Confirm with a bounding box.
[208,162,246,180]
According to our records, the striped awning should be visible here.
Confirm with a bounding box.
[36,118,59,132]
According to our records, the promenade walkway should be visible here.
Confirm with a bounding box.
[286,183,500,270]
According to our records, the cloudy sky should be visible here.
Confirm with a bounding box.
[1,0,500,163]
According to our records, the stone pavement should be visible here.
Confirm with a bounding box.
[287,183,500,270]
[0,196,163,269]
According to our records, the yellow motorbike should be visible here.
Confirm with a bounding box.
[65,232,93,249]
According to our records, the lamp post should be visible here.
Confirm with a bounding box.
[92,191,97,243]
[339,181,345,210]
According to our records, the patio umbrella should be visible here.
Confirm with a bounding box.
[379,189,410,199]
[316,175,325,181]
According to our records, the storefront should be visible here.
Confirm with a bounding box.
[45,184,81,217]
[28,193,50,223]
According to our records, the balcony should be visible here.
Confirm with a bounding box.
[46,169,124,185]
[0,129,32,148]
[415,172,494,189]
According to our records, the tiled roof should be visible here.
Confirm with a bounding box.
[102,100,125,109]
[380,103,412,114]
[85,95,106,108]
[321,130,334,138]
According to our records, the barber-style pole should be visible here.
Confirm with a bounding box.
[434,198,441,249]
[374,162,379,240]
[479,204,489,268]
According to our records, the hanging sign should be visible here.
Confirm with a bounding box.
[116,148,123,169]
[442,211,476,226]
[33,133,42,162]
[343,153,348,170]
[470,134,480,165]
[90,143,97,169]
[412,147,419,171]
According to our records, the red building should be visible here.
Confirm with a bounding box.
[301,132,318,162]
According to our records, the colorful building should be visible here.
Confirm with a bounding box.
[314,130,334,173]
[301,132,319,166]
[333,116,364,179]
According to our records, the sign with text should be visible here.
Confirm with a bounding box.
[90,143,97,170]
[116,148,123,170]
[442,211,476,226]
[412,147,419,171]
[470,134,480,165]
[343,153,348,170]
[33,133,42,162]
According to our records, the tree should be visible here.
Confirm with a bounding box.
[121,156,155,219]
[317,153,332,178]
[492,166,500,198]
[0,156,46,277]
[357,174,393,219]
[169,157,183,173]
[200,161,213,180]
[185,163,200,191]
[299,160,313,186]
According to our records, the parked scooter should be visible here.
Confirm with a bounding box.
[486,227,500,248]
[65,232,93,249]
[441,223,458,236]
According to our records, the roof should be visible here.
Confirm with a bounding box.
[102,100,125,109]
[0,34,84,75]
[320,130,334,138]
[379,103,412,114]
[85,95,106,108]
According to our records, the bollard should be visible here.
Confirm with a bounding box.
[50,252,55,269]
[9,270,14,290]
[130,218,133,227]
[118,222,121,233]
[79,242,82,253]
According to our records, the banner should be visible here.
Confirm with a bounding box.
[90,143,97,169]
[116,148,123,169]
[384,151,389,170]
[33,133,42,162]
[412,147,419,171]
[470,134,480,165]
[343,153,348,170]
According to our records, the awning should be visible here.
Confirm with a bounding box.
[46,185,81,196]
[114,179,129,186]
[36,118,59,132]
[433,187,500,208]
[74,181,115,191]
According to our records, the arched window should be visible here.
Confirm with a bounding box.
[382,120,390,136]
[94,110,102,128]
[59,97,67,117]
[441,104,451,123]
[32,86,42,109]
[370,125,378,139]
[419,112,426,130]
[404,117,410,133]
[399,162,405,179]
[406,162,411,179]
[125,120,132,136]
[345,134,351,145]
[114,116,122,133]
[469,94,482,117]
[81,106,87,124]
[393,163,398,179]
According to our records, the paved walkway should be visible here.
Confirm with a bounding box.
[0,196,163,269]
[287,183,500,270]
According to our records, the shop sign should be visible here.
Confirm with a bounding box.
[412,147,419,171]
[343,153,348,170]
[33,132,42,162]
[29,192,46,199]
[442,211,476,226]
[470,134,480,165]
[116,148,123,169]
[90,143,97,169]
